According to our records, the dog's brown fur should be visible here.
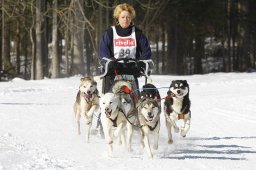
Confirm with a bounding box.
[73,77,99,143]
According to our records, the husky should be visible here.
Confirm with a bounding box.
[138,97,161,158]
[111,80,137,152]
[73,77,99,143]
[100,92,128,155]
[140,83,161,106]
[164,80,191,144]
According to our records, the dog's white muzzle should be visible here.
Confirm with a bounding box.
[105,107,112,118]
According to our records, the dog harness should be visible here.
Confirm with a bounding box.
[108,115,118,127]
[108,108,126,127]
[147,119,159,131]
[112,26,137,59]
[164,91,190,119]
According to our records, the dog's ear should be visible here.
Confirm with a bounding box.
[170,80,175,88]
[80,77,85,82]
[92,80,97,86]
[94,88,99,95]
[83,76,93,80]
[140,91,147,99]
[183,80,189,87]
[140,96,147,103]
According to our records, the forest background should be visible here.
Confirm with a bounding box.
[1,0,256,80]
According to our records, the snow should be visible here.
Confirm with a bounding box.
[1,73,256,170]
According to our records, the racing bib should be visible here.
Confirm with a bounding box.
[112,26,137,59]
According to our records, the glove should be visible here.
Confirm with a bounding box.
[137,61,146,73]
[108,58,122,70]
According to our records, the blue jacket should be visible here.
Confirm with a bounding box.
[99,26,151,61]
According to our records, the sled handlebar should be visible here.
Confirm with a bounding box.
[99,58,154,79]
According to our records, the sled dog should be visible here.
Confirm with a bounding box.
[73,77,99,143]
[100,92,128,155]
[138,97,161,158]
[140,83,161,106]
[164,80,191,144]
[111,80,137,152]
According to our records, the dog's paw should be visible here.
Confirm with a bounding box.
[168,139,173,144]
[106,138,113,144]
[149,153,153,159]
[174,127,179,133]
[107,140,113,144]
[180,130,187,137]
[84,118,91,124]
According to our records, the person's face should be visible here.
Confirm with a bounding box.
[118,10,132,28]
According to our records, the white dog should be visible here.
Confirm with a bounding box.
[73,77,99,143]
[138,97,161,158]
[100,92,128,155]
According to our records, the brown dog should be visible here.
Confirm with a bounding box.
[73,77,99,143]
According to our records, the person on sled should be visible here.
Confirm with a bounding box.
[99,3,153,94]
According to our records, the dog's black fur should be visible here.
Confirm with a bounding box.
[164,80,190,116]
[140,83,161,100]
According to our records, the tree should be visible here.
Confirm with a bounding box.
[51,0,60,78]
[70,0,85,75]
[1,0,13,73]
[35,0,47,79]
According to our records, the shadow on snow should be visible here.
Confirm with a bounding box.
[160,136,256,160]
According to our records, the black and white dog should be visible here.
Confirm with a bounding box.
[164,80,191,144]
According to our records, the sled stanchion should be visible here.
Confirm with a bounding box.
[98,58,112,79]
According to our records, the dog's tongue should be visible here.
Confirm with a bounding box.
[106,111,111,118]
[84,92,92,99]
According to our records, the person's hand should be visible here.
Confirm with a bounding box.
[137,60,146,72]
[108,57,119,69]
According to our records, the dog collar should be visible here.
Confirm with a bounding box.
[147,119,159,131]
[108,114,118,127]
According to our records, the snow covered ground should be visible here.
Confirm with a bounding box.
[1,73,256,170]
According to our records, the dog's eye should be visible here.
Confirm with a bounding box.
[109,102,113,105]
[102,102,105,105]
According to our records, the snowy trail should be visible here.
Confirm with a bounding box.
[1,73,256,169]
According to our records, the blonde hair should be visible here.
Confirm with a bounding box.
[113,3,136,25]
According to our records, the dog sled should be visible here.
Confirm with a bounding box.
[99,57,154,95]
